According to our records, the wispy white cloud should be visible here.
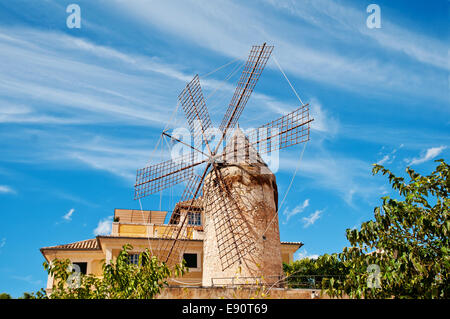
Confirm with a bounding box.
[278,151,379,206]
[65,135,158,181]
[377,155,391,166]
[302,209,323,228]
[0,238,6,249]
[407,146,447,165]
[341,125,448,150]
[0,28,189,127]
[0,127,156,182]
[111,0,447,101]
[0,26,305,133]
[283,199,309,223]
[308,98,339,136]
[376,145,402,166]
[66,37,191,83]
[94,216,113,236]
[0,185,16,194]
[265,0,449,71]
[51,190,99,208]
[0,100,31,115]
[62,208,75,221]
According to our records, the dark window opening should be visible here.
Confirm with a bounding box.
[187,212,201,226]
[128,254,140,265]
[127,253,149,266]
[72,262,87,275]
[183,253,198,268]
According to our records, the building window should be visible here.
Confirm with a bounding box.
[128,254,140,265]
[187,212,201,226]
[182,253,198,268]
[72,262,87,275]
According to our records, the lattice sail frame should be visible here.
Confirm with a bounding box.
[134,152,200,200]
[134,43,313,270]
[247,104,312,155]
[179,74,212,149]
[219,44,274,133]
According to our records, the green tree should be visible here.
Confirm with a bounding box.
[20,292,33,299]
[283,254,348,289]
[17,290,47,299]
[0,293,12,299]
[319,159,449,298]
[43,244,186,299]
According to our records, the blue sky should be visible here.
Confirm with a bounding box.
[0,0,448,297]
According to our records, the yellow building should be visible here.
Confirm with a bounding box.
[40,208,302,292]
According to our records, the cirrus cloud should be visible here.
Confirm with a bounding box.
[62,208,75,221]
[407,146,447,165]
[302,209,323,228]
[0,185,16,194]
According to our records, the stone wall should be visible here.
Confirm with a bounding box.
[157,287,338,299]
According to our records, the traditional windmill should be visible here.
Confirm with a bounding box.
[134,43,313,285]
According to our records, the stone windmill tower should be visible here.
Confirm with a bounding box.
[202,127,282,286]
[133,43,313,285]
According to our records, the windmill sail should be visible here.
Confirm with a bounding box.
[246,104,312,155]
[219,43,273,135]
[179,74,212,149]
[134,152,201,199]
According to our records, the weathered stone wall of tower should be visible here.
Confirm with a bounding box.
[202,162,283,287]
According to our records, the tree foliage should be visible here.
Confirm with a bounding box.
[284,159,449,298]
[42,244,186,299]
[283,254,348,289]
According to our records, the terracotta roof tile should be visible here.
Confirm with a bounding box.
[41,238,100,250]
[280,241,303,246]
